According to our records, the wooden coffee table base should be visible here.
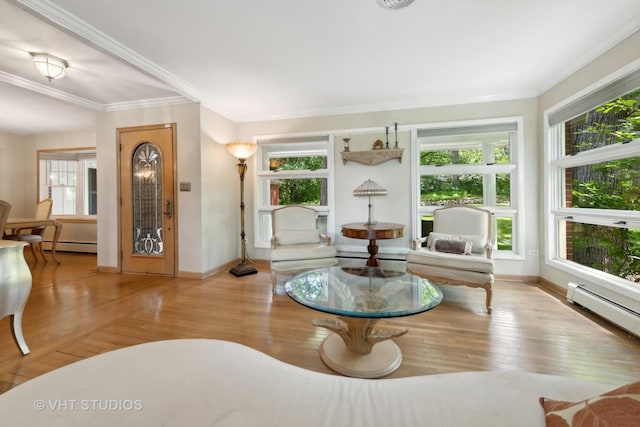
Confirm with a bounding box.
[319,333,402,379]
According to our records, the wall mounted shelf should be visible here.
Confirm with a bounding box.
[340,148,404,165]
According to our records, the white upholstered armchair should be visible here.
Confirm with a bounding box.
[406,205,494,313]
[270,206,338,293]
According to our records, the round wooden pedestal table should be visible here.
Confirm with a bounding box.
[341,222,404,267]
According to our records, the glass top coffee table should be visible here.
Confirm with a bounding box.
[286,266,442,378]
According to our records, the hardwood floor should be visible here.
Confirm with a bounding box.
[1,252,639,394]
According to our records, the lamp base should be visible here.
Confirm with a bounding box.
[229,262,258,277]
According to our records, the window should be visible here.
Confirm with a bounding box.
[414,120,522,256]
[548,72,640,284]
[254,135,333,248]
[38,149,97,216]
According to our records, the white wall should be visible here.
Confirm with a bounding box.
[238,98,540,277]
[538,29,640,288]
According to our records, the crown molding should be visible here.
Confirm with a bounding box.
[0,70,194,113]
[15,0,201,103]
[103,96,196,112]
[0,70,103,111]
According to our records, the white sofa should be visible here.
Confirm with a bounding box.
[0,339,618,426]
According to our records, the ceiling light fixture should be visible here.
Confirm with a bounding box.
[29,52,69,82]
[377,0,414,10]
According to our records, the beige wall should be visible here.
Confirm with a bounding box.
[96,102,207,275]
[200,106,241,275]
[0,133,27,215]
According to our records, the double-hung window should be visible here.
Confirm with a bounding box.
[38,149,97,216]
[254,135,333,248]
[414,119,523,256]
[547,69,640,284]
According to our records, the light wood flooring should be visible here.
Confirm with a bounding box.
[1,252,639,394]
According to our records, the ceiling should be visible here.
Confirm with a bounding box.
[1,0,640,136]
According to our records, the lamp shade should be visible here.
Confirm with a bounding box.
[30,52,69,81]
[226,141,258,161]
[353,179,387,197]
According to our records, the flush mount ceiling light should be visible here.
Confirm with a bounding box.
[29,52,69,82]
[377,0,414,9]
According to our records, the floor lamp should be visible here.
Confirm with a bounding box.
[226,141,258,277]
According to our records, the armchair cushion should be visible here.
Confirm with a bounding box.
[275,230,321,246]
[427,232,486,254]
[271,243,337,262]
[433,239,472,255]
[406,249,494,274]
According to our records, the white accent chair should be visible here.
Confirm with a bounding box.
[270,206,338,293]
[406,205,494,313]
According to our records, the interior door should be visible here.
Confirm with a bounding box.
[118,124,176,276]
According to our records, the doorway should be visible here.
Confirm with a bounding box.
[118,124,177,275]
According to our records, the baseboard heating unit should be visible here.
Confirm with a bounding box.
[567,282,640,337]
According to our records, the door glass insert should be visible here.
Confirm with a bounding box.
[132,142,163,255]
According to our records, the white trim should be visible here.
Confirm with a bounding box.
[410,127,420,245]
[550,138,640,168]
[418,163,516,175]
[544,57,640,123]
[0,70,103,111]
[548,258,640,302]
[103,97,194,112]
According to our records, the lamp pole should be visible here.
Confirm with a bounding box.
[226,141,259,277]
[230,158,257,277]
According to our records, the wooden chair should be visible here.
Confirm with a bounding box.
[270,206,338,294]
[0,200,11,235]
[406,205,494,313]
[5,199,53,262]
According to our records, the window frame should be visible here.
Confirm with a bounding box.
[253,133,335,249]
[38,148,97,218]
[544,63,640,295]
[411,117,525,259]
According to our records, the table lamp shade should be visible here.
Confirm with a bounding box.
[353,179,387,225]
[353,179,387,197]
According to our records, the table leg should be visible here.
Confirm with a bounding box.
[312,316,408,378]
[366,239,379,267]
[50,220,63,264]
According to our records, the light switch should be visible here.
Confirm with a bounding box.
[179,182,191,191]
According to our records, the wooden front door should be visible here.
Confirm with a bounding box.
[118,124,177,276]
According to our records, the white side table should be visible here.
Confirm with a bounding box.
[0,240,32,355]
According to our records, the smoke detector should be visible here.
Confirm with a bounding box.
[377,0,414,9]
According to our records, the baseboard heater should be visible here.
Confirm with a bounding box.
[566,282,640,337]
[42,240,97,254]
